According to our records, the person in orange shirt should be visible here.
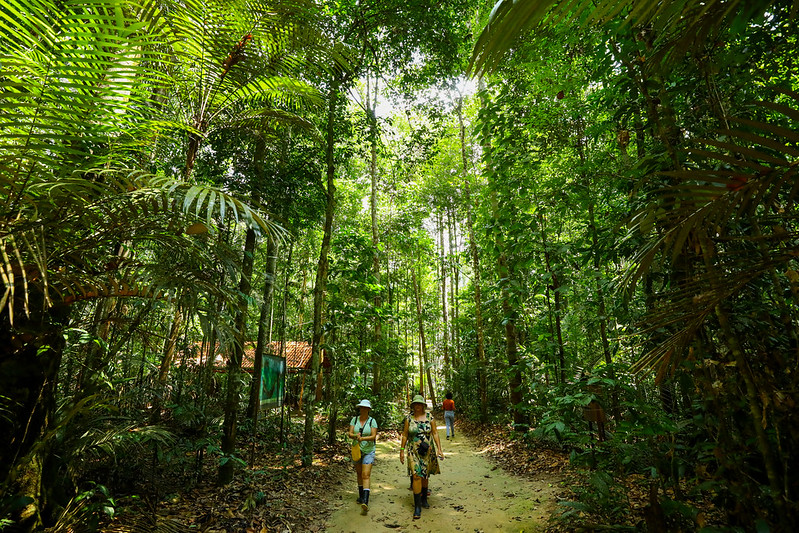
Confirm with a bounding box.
[443,392,455,440]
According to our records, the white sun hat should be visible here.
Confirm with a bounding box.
[356,399,372,409]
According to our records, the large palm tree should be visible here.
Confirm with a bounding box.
[0,0,329,527]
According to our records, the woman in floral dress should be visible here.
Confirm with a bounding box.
[399,394,444,519]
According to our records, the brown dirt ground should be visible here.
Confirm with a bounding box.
[322,418,566,533]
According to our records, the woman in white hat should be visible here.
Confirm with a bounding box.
[348,399,378,512]
[399,394,443,519]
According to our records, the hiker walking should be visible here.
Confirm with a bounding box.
[443,391,455,439]
[348,399,378,513]
[399,394,443,520]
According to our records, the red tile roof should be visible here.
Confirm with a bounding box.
[243,341,328,371]
[185,341,327,372]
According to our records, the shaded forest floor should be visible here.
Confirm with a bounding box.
[104,415,572,532]
[322,420,564,532]
[103,414,720,532]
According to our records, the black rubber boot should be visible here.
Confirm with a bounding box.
[357,485,363,504]
[413,492,422,519]
[421,490,429,508]
[361,489,370,513]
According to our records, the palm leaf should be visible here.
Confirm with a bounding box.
[1,166,286,320]
[469,0,799,75]
[1,0,303,323]
[625,90,799,373]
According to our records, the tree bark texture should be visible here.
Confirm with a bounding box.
[218,227,256,485]
[248,236,279,419]
[0,299,69,531]
[303,78,340,466]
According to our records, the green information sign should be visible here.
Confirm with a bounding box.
[260,354,285,409]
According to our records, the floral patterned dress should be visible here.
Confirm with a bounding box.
[405,414,441,478]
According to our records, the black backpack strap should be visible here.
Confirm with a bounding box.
[359,417,373,435]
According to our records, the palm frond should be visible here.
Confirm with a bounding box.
[625,89,799,373]
[469,0,798,75]
[0,0,171,161]
[1,167,286,319]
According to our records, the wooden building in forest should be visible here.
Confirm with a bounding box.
[186,341,329,408]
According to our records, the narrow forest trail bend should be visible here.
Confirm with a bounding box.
[323,423,561,532]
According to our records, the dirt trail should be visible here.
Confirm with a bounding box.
[324,422,560,532]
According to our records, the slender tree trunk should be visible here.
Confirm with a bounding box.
[576,132,620,416]
[489,188,526,431]
[412,267,435,405]
[248,236,279,419]
[480,80,525,429]
[368,94,383,395]
[303,78,340,466]
[539,212,566,384]
[575,133,612,371]
[78,297,115,392]
[158,304,182,386]
[448,208,460,364]
[78,244,129,392]
[438,211,450,382]
[698,233,787,526]
[327,322,339,445]
[458,95,487,421]
[218,227,256,485]
[297,229,312,336]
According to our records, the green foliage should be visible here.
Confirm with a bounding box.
[470,0,798,75]
[57,482,117,531]
[558,471,630,527]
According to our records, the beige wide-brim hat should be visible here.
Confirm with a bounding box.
[410,394,426,407]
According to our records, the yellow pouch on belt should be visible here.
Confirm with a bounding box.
[351,443,361,461]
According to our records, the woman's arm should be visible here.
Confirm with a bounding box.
[347,424,356,440]
[431,417,443,458]
[399,418,409,463]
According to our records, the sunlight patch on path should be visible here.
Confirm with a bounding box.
[324,424,559,532]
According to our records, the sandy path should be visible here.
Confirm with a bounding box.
[323,422,559,532]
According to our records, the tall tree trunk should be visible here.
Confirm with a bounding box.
[1,297,70,531]
[158,304,182,386]
[303,78,340,466]
[78,297,115,392]
[78,246,128,393]
[458,95,488,421]
[698,233,787,527]
[575,132,612,371]
[480,79,525,428]
[438,211,450,382]
[327,321,339,445]
[448,208,460,364]
[412,267,435,405]
[539,212,566,384]
[368,93,383,395]
[296,228,312,337]
[488,188,526,431]
[248,236,279,419]
[218,227,256,485]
